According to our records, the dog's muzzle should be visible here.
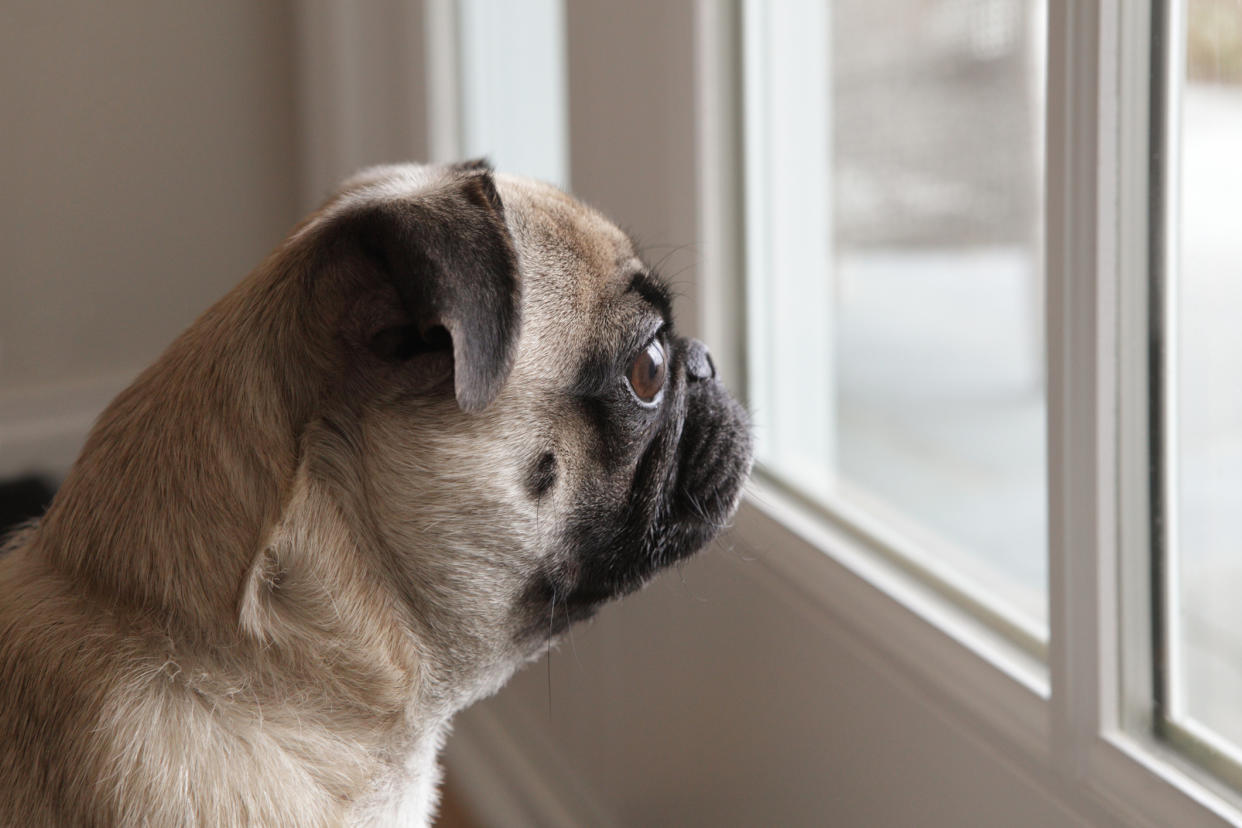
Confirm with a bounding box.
[518,338,752,640]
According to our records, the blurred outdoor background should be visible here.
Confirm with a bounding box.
[823,0,1242,750]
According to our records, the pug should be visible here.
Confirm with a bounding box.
[0,161,752,826]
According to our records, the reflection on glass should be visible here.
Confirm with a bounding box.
[1174,0,1242,754]
[831,0,1048,629]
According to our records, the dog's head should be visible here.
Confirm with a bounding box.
[278,162,753,695]
[49,161,751,710]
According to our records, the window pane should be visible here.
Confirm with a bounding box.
[746,0,1048,636]
[453,0,568,188]
[1172,0,1242,753]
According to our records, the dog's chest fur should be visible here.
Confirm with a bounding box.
[0,568,444,827]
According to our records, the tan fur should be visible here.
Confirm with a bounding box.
[0,164,733,826]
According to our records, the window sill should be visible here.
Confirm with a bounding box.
[734,475,1049,744]
[732,476,1242,828]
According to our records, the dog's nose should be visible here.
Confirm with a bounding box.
[685,339,716,382]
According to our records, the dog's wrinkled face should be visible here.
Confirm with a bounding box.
[301,164,751,702]
[499,176,752,640]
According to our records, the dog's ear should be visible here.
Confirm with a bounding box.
[322,163,520,413]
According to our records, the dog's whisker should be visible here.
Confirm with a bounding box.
[546,592,558,718]
[682,491,731,533]
[672,560,710,604]
[637,242,699,275]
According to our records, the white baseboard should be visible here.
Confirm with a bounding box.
[0,370,138,480]
[442,699,619,828]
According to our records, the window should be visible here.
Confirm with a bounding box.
[1166,0,1242,775]
[425,0,1242,819]
[425,0,568,187]
[744,0,1049,651]
[733,0,1242,820]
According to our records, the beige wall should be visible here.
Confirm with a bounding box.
[0,1,301,392]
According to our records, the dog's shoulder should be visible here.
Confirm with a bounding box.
[0,543,120,824]
[0,541,365,826]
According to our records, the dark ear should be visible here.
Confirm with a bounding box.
[330,165,520,413]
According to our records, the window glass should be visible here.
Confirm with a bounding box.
[746,0,1048,636]
[1172,0,1242,753]
[454,0,568,187]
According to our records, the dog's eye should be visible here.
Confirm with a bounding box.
[627,339,667,403]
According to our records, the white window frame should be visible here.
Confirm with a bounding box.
[700,0,1242,825]
[426,0,569,188]
[740,0,1052,656]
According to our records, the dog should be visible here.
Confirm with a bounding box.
[0,161,752,826]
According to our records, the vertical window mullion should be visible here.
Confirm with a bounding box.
[1112,0,1158,742]
[742,0,836,502]
[695,0,747,396]
[1147,0,1178,741]
[1045,0,1107,774]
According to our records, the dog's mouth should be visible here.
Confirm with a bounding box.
[516,382,752,643]
[521,575,614,637]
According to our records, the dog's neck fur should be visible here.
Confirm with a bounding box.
[4,266,456,825]
[36,268,312,638]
